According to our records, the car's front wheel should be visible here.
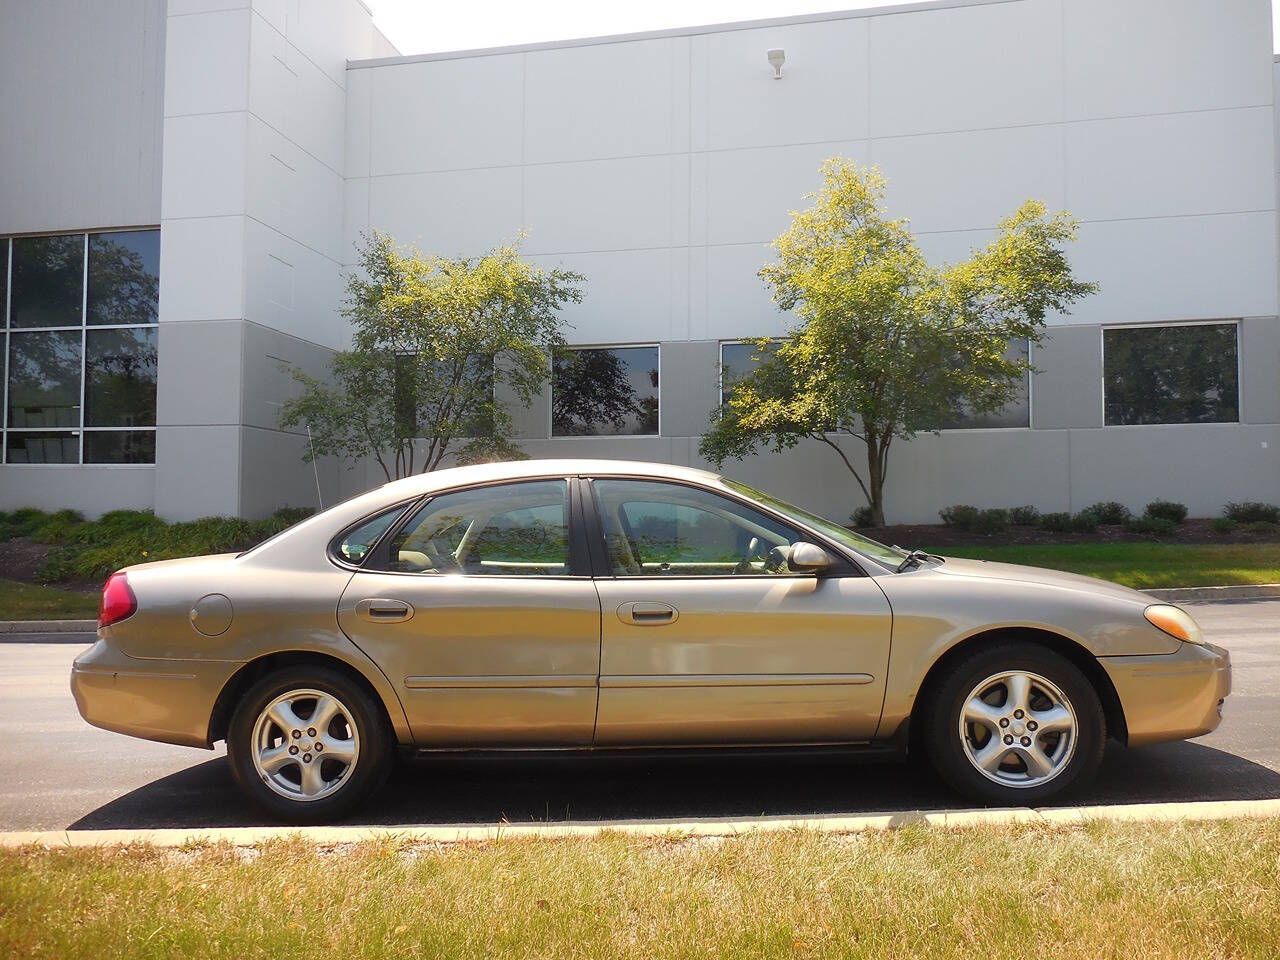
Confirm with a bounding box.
[227,666,392,822]
[922,643,1106,804]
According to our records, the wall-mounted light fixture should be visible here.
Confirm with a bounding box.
[767,48,785,79]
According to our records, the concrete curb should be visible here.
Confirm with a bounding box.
[0,619,96,634]
[3,798,1278,849]
[1146,584,1280,602]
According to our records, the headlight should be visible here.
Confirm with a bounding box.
[1144,604,1204,645]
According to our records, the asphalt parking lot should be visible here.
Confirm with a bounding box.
[2,599,1276,832]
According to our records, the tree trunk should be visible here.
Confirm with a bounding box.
[865,434,886,526]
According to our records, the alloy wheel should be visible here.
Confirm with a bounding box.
[957,670,1078,789]
[250,688,361,802]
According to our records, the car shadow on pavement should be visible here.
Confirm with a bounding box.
[68,740,1280,831]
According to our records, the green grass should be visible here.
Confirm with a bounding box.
[0,578,97,619]
[935,542,1280,589]
[2,820,1279,959]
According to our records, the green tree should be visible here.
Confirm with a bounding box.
[281,232,582,480]
[700,159,1097,526]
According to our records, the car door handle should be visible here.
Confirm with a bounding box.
[355,598,414,623]
[618,601,678,625]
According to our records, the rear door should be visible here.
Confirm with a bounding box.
[337,478,602,746]
[586,477,892,746]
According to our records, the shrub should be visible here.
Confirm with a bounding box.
[1212,517,1238,534]
[939,505,1008,534]
[1079,501,1130,525]
[1243,520,1280,535]
[1069,511,1098,533]
[0,508,53,541]
[849,506,874,528]
[1125,515,1176,536]
[1009,505,1040,526]
[32,506,318,582]
[939,505,980,529]
[1224,501,1280,524]
[974,508,1010,534]
[30,509,86,544]
[1039,512,1075,533]
[1143,500,1188,524]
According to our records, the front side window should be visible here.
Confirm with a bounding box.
[1104,323,1239,426]
[551,346,659,436]
[2,230,160,463]
[382,480,570,576]
[592,479,804,577]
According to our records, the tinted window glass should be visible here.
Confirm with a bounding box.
[87,230,160,326]
[338,508,406,564]
[720,340,779,406]
[10,235,84,329]
[552,347,658,436]
[84,430,155,464]
[385,480,569,576]
[592,479,800,577]
[938,339,1031,430]
[1104,324,1239,426]
[5,431,78,464]
[84,327,157,427]
[7,330,81,427]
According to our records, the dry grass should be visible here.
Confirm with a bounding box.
[2,818,1279,958]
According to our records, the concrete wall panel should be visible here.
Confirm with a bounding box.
[0,0,166,233]
[369,167,524,258]
[1064,0,1272,120]
[869,0,1063,138]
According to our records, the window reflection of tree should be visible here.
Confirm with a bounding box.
[1104,324,1238,426]
[6,331,80,427]
[87,232,160,326]
[86,329,158,427]
[11,235,83,328]
[552,348,659,436]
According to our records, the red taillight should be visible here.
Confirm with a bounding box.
[99,572,137,628]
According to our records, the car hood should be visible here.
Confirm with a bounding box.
[926,555,1155,605]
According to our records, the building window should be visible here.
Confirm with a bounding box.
[1103,322,1239,426]
[719,339,779,407]
[2,230,159,464]
[551,345,659,437]
[938,339,1031,430]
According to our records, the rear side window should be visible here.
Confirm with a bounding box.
[336,508,406,564]
[379,480,570,576]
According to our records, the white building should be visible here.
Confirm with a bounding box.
[1,0,1277,523]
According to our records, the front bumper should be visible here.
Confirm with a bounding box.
[1100,640,1231,748]
[71,638,241,749]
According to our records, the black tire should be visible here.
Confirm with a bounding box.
[227,666,393,823]
[921,643,1106,805]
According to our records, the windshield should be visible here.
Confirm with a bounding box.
[721,478,907,569]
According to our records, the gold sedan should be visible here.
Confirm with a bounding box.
[72,460,1231,822]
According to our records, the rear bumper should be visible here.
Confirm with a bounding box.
[70,638,240,749]
[1100,641,1231,748]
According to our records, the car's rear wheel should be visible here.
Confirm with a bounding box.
[922,643,1105,804]
[227,666,392,823]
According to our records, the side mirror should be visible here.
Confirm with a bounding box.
[787,541,832,574]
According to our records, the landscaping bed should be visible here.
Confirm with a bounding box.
[2,819,1278,959]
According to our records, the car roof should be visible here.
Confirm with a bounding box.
[378,459,723,497]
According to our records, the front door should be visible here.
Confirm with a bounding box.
[587,478,892,746]
[337,478,602,746]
